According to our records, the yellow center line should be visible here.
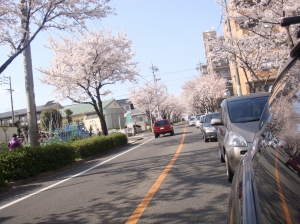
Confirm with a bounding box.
[125,125,187,224]
[275,149,292,224]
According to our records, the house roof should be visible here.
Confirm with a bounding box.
[116,98,134,109]
[59,99,115,117]
[0,102,62,119]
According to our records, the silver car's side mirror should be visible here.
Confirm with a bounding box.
[211,118,223,125]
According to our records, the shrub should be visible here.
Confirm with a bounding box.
[0,133,128,186]
[0,143,76,186]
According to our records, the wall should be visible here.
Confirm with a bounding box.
[0,126,18,142]
[104,107,125,130]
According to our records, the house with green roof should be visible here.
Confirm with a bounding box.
[59,99,126,133]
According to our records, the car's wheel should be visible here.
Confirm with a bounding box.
[155,134,159,138]
[225,153,234,182]
[220,150,225,163]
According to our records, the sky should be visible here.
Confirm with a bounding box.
[0,0,224,114]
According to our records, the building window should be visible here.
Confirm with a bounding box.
[19,115,26,123]
[6,118,12,124]
[123,105,130,111]
[135,116,143,122]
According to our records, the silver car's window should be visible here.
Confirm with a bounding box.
[228,97,268,123]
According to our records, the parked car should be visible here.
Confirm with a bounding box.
[214,92,269,182]
[285,156,300,175]
[195,116,201,128]
[227,16,300,224]
[153,119,174,138]
[188,116,196,126]
[198,115,205,130]
[201,112,220,142]
[269,138,279,149]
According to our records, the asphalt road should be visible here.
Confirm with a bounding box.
[0,122,232,223]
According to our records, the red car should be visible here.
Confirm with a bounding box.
[286,155,300,175]
[153,119,174,138]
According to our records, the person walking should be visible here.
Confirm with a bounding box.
[8,133,22,151]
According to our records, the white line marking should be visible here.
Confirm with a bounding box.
[0,138,154,210]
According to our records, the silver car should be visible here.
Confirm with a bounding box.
[213,92,269,182]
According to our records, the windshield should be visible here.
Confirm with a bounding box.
[228,96,269,123]
[205,113,220,124]
[189,118,195,121]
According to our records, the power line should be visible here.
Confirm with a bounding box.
[217,14,223,33]
[157,68,195,76]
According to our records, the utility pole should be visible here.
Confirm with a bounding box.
[149,63,160,83]
[224,0,242,96]
[149,63,161,119]
[21,0,39,147]
[196,61,203,75]
[0,76,15,123]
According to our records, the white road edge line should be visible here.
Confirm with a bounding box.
[0,137,154,210]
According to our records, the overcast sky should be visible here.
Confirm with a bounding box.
[0,0,223,113]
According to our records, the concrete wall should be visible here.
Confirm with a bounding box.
[0,126,18,142]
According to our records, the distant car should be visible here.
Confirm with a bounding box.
[195,116,201,128]
[286,156,300,175]
[195,114,205,128]
[269,138,279,149]
[198,115,205,130]
[153,119,174,138]
[201,112,220,142]
[215,92,269,182]
[227,16,300,223]
[189,116,196,126]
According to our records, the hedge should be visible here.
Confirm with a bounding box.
[0,133,128,186]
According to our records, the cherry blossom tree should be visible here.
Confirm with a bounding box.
[181,73,227,113]
[128,82,168,120]
[171,101,186,121]
[0,0,113,74]
[37,29,139,136]
[212,0,300,92]
[208,34,281,92]
[159,95,179,120]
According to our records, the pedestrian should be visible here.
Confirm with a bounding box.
[7,133,22,151]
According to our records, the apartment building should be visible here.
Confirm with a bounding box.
[223,1,278,95]
[202,30,234,96]
[0,100,62,126]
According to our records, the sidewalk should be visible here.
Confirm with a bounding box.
[127,131,152,144]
